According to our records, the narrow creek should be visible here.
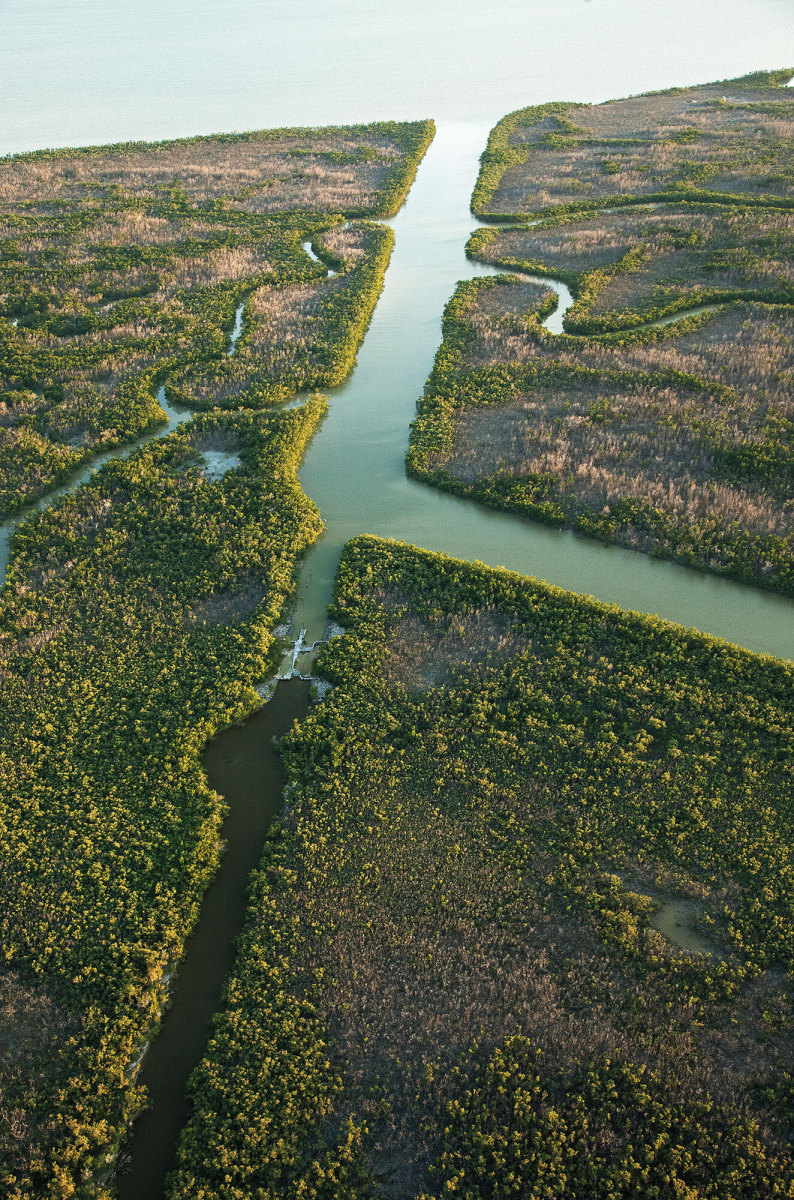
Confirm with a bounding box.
[2,121,793,1199]
[0,384,187,579]
[114,678,311,1199]
[225,299,245,354]
[2,130,793,657]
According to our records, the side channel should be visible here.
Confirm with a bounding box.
[115,678,311,1200]
[291,121,794,662]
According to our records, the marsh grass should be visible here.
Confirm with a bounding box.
[187,574,265,628]
[413,79,794,591]
[0,122,431,514]
[440,375,792,538]
[477,207,794,328]
[0,970,78,1184]
[173,538,794,1197]
[1,129,405,214]
[167,223,393,409]
[480,75,794,217]
[414,274,794,585]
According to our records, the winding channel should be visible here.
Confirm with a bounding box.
[3,126,793,658]
[3,122,794,1198]
[289,123,794,663]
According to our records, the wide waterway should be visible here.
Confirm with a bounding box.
[4,126,793,657]
[104,123,793,1195]
[290,121,794,661]
[4,124,792,657]
[2,115,794,1200]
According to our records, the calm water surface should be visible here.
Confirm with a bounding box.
[115,679,311,1199]
[291,122,794,658]
[2,4,792,656]
[3,7,794,1196]
[2,0,793,152]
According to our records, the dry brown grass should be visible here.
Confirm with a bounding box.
[446,282,794,547]
[275,589,792,1195]
[441,378,793,540]
[187,578,265,628]
[482,207,794,319]
[2,215,275,311]
[0,969,77,1180]
[490,79,794,214]
[461,283,794,417]
[0,130,402,214]
[187,427,242,455]
[157,245,275,295]
[377,604,533,693]
[485,220,641,274]
[170,223,377,407]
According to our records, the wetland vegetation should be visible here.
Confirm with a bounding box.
[410,72,794,591]
[0,120,432,515]
[472,69,794,219]
[2,66,794,1200]
[168,535,794,1199]
[0,401,324,1197]
[0,120,433,1197]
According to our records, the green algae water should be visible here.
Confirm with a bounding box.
[651,898,718,957]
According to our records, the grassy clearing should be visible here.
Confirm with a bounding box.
[167,535,794,1199]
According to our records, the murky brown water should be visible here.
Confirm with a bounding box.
[113,119,789,1194]
[4,13,792,1192]
[114,679,310,1200]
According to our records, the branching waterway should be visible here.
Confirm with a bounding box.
[3,122,794,1199]
[288,124,794,663]
[2,125,792,659]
